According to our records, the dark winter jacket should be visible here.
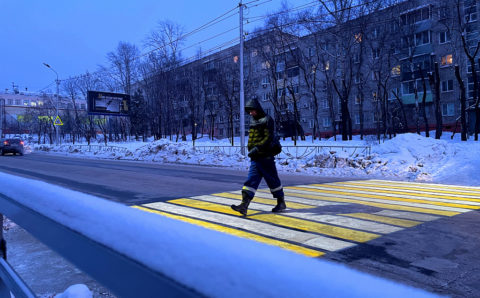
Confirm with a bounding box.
[245,98,276,159]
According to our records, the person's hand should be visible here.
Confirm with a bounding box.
[248,147,259,158]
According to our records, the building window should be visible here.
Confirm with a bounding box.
[261,77,269,87]
[287,66,299,78]
[415,31,430,46]
[441,54,453,66]
[322,117,332,127]
[442,103,454,116]
[261,61,270,69]
[353,53,360,63]
[7,99,13,105]
[465,12,478,23]
[391,65,401,76]
[309,119,314,129]
[322,99,329,109]
[324,61,330,71]
[441,80,454,92]
[251,49,258,57]
[439,31,451,44]
[23,100,29,106]
[355,74,361,84]
[355,95,361,104]
[402,81,415,95]
[354,113,361,125]
[354,33,363,43]
[262,93,270,102]
[233,56,239,63]
[372,48,380,59]
[372,92,378,101]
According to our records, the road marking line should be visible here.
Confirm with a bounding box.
[286,186,473,212]
[281,212,403,234]
[248,214,380,242]
[168,198,261,216]
[194,195,401,234]
[230,190,346,207]
[301,185,480,209]
[367,179,480,192]
[315,183,480,202]
[140,202,354,252]
[212,192,315,209]
[332,181,480,197]
[191,195,274,212]
[133,205,325,257]
[260,189,460,216]
[339,213,421,227]
[373,210,440,222]
[168,197,380,243]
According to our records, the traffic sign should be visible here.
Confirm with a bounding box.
[54,115,63,126]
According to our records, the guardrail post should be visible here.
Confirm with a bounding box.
[0,215,9,298]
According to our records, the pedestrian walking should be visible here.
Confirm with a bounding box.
[231,98,285,216]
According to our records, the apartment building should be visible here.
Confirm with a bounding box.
[145,0,479,139]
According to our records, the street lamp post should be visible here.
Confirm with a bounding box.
[43,63,60,145]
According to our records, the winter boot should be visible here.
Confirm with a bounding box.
[231,191,253,216]
[272,196,286,213]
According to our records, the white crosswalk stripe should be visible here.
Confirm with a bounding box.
[193,195,402,234]
[284,187,472,213]
[373,210,440,221]
[144,201,355,251]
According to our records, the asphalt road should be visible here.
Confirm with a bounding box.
[1,152,480,297]
[0,152,341,204]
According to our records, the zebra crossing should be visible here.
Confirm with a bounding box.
[133,179,480,258]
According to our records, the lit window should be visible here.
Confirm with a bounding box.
[30,101,37,107]
[324,61,330,71]
[233,56,239,63]
[391,65,401,76]
[354,33,363,43]
[441,54,453,66]
[372,92,378,101]
[23,100,29,106]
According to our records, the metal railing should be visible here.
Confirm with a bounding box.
[193,145,371,158]
[0,175,202,298]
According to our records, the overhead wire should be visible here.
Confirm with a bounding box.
[46,4,241,88]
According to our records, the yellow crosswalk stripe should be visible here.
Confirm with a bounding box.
[334,181,480,197]
[168,198,261,216]
[339,213,421,228]
[267,189,460,216]
[133,206,324,257]
[367,179,480,193]
[212,192,316,209]
[168,197,380,243]
[249,214,380,242]
[316,183,480,202]
[288,186,479,210]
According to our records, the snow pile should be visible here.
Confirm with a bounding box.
[32,133,480,186]
[54,284,92,298]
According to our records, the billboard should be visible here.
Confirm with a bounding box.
[87,91,130,116]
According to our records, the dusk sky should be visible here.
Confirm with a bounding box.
[1,0,312,95]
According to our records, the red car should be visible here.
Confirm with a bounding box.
[0,138,25,156]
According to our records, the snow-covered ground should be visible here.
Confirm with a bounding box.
[30,132,480,187]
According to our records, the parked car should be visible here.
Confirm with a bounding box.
[0,138,25,156]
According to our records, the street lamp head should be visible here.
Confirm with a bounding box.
[43,62,51,68]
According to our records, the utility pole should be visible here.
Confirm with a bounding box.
[0,98,4,138]
[43,63,60,145]
[239,1,246,155]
